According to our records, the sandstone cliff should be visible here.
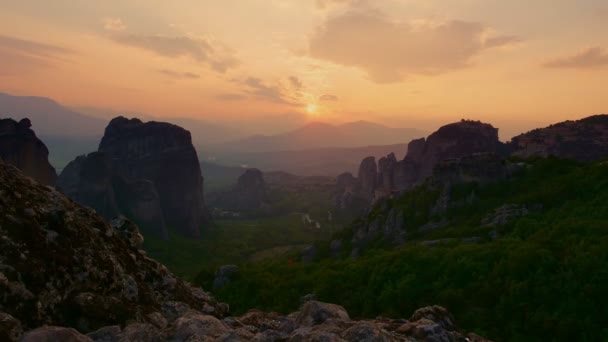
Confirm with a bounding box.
[0,118,57,185]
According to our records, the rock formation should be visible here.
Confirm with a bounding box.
[336,120,505,209]
[0,159,490,342]
[208,168,269,213]
[0,160,226,336]
[58,152,168,238]
[98,117,208,238]
[510,114,608,161]
[59,116,208,238]
[0,118,57,185]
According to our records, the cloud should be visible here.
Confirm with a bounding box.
[103,17,127,32]
[289,76,303,91]
[319,94,339,101]
[0,35,74,75]
[230,77,306,107]
[109,32,238,73]
[308,11,518,83]
[483,35,521,48]
[215,93,246,101]
[316,0,353,9]
[157,69,200,79]
[544,47,608,69]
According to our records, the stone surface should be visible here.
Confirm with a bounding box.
[296,301,351,327]
[0,161,226,333]
[0,118,57,185]
[57,152,167,239]
[357,156,378,197]
[98,116,208,238]
[0,312,22,342]
[20,326,93,342]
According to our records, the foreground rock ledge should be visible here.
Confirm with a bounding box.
[7,302,491,341]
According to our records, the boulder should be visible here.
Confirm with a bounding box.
[0,118,57,185]
[20,326,93,342]
[295,301,350,327]
[0,312,22,342]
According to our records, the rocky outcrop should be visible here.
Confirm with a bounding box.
[8,300,490,341]
[98,116,208,238]
[208,168,269,214]
[406,120,503,182]
[58,152,168,238]
[336,120,505,209]
[213,265,239,290]
[357,156,377,197]
[0,161,227,335]
[510,114,608,161]
[0,118,57,185]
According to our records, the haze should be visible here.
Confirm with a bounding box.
[1,0,608,138]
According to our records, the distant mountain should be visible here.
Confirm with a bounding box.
[0,92,106,137]
[73,106,246,145]
[210,120,425,153]
[204,143,409,177]
[0,93,247,170]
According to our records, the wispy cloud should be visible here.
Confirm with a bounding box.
[544,47,608,69]
[102,17,127,32]
[319,94,339,101]
[0,35,74,75]
[215,93,246,101]
[228,76,307,107]
[157,69,200,79]
[104,20,239,73]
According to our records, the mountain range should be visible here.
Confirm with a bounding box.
[207,121,425,154]
[0,92,423,175]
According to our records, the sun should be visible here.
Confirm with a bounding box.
[306,103,318,115]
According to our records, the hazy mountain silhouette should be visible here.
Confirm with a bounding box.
[210,120,425,154]
[204,143,409,177]
[74,106,245,145]
[0,93,106,137]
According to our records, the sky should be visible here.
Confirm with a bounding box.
[1,0,608,138]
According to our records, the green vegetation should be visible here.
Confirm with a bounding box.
[200,158,608,341]
[145,214,342,279]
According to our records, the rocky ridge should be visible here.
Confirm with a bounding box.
[509,114,608,161]
[0,161,226,335]
[336,120,505,209]
[0,118,57,186]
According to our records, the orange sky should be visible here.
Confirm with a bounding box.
[1,0,608,138]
